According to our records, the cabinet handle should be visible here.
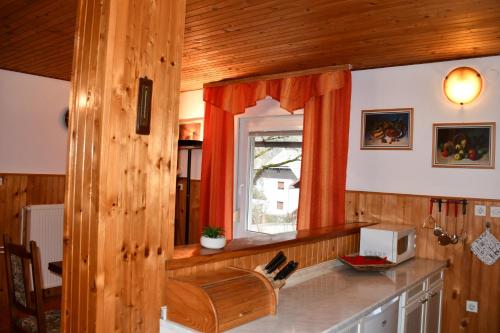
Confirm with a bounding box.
[419,297,428,304]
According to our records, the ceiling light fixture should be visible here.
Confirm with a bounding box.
[443,67,483,106]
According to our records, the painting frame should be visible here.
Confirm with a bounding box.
[360,108,414,150]
[179,117,203,141]
[432,122,495,169]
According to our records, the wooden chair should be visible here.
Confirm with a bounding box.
[3,235,60,333]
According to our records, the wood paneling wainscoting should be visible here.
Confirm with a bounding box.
[0,173,65,330]
[167,233,360,279]
[346,191,499,333]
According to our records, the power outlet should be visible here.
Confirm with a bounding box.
[466,300,478,313]
[475,205,487,217]
[490,206,500,218]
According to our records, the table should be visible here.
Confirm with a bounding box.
[48,261,62,275]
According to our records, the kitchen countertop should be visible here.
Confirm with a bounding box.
[227,258,446,333]
[160,258,446,333]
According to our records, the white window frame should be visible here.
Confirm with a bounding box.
[233,98,303,239]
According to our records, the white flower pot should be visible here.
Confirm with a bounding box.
[200,235,226,249]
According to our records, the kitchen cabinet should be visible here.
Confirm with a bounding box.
[399,270,443,333]
[424,283,443,333]
[337,322,359,333]
[360,297,399,333]
[401,295,425,333]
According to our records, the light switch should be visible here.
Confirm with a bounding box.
[466,300,478,313]
[474,205,486,217]
[490,206,500,218]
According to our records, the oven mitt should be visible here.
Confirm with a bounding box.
[470,227,500,265]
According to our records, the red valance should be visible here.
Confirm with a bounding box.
[203,71,347,114]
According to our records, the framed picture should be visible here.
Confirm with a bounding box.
[361,108,413,150]
[432,122,495,169]
[179,118,203,140]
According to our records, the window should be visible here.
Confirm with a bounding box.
[235,110,303,239]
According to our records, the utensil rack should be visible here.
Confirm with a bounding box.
[426,197,469,246]
[429,198,468,213]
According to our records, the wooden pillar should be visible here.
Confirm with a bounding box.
[62,0,185,332]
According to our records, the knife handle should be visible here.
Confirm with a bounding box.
[267,255,286,274]
[274,261,298,280]
[264,251,285,271]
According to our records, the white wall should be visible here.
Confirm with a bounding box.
[178,56,500,199]
[348,56,500,199]
[0,69,70,174]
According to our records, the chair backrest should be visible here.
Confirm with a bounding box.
[3,234,47,333]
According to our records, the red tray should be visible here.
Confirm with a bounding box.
[338,255,396,271]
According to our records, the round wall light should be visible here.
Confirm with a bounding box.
[443,67,482,105]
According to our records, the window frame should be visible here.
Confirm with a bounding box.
[233,99,303,239]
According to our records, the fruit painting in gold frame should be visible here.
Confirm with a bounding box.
[360,108,413,150]
[432,122,495,169]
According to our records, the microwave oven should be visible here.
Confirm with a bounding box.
[360,224,416,264]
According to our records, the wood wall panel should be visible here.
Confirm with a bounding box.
[345,191,499,333]
[166,233,360,279]
[2,1,500,91]
[0,174,65,315]
[62,0,186,332]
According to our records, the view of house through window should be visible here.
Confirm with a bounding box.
[247,131,302,234]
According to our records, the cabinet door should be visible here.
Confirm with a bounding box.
[338,322,359,333]
[360,297,399,333]
[401,298,425,333]
[425,283,443,333]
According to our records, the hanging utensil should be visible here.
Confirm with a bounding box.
[438,201,451,246]
[459,199,468,243]
[423,199,436,229]
[450,201,459,244]
[433,199,444,237]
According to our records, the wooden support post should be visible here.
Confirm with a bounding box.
[62,0,186,332]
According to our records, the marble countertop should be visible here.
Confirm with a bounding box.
[227,258,446,333]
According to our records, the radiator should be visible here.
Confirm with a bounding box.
[25,204,64,289]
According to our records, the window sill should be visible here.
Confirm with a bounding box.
[166,222,375,271]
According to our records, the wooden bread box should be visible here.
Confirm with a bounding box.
[165,267,277,332]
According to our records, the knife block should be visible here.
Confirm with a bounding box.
[165,267,276,333]
[253,265,286,303]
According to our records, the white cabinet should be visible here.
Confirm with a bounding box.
[360,297,400,333]
[337,322,360,333]
[401,296,425,333]
[399,270,444,333]
[424,283,443,333]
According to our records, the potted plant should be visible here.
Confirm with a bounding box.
[200,226,226,249]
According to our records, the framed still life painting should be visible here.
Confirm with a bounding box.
[361,108,413,150]
[432,122,495,169]
[179,118,203,141]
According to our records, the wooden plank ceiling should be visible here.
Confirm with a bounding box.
[1,0,500,91]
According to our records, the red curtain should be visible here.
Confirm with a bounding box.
[200,70,351,239]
